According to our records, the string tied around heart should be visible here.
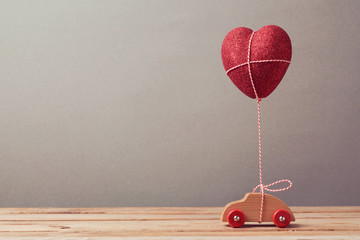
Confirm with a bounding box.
[227,31,293,223]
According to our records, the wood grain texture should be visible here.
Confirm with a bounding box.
[221,192,295,222]
[0,206,359,239]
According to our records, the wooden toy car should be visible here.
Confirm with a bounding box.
[221,192,295,228]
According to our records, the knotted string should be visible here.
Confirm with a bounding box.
[226,31,292,223]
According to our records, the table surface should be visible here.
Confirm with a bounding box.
[0,206,359,239]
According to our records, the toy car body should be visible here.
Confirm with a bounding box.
[221,192,295,227]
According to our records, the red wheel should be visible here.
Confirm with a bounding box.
[227,209,246,228]
[273,209,291,228]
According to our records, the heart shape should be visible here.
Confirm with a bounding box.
[221,25,292,99]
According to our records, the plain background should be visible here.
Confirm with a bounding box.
[0,0,359,207]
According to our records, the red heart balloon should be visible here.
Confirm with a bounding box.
[221,25,292,99]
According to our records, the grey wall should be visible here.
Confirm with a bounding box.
[0,0,359,207]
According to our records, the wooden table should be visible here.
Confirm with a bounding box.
[0,206,359,239]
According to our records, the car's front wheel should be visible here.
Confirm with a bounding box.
[227,209,246,228]
[272,209,291,228]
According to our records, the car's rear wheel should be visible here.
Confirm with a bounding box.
[227,209,246,228]
[273,209,291,228]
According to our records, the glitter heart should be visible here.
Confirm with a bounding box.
[221,25,292,99]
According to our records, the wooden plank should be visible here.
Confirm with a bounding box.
[0,207,358,239]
